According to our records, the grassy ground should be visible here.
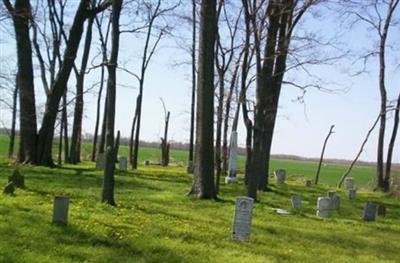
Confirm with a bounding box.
[0,158,399,263]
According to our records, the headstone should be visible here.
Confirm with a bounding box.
[3,182,15,195]
[328,191,340,210]
[348,189,357,200]
[316,197,331,218]
[52,196,69,226]
[8,169,25,188]
[291,195,302,209]
[232,196,254,242]
[274,169,286,184]
[96,153,105,170]
[377,204,386,217]
[363,202,377,222]
[225,131,238,184]
[144,160,150,166]
[305,180,312,187]
[118,156,128,172]
[344,177,354,190]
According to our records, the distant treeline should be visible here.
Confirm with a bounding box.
[1,129,398,167]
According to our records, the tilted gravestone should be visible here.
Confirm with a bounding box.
[232,196,254,242]
[363,202,377,222]
[96,153,105,170]
[344,177,354,190]
[291,195,302,209]
[52,196,69,226]
[317,197,331,218]
[377,204,386,217]
[118,156,128,172]
[328,191,340,210]
[305,180,312,187]
[348,189,357,200]
[274,169,286,184]
[226,131,238,184]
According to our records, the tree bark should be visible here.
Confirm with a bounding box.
[102,0,122,206]
[70,14,95,164]
[161,111,170,166]
[383,93,400,192]
[8,84,18,159]
[62,92,69,163]
[189,0,217,199]
[91,65,105,161]
[315,125,335,185]
[188,0,196,167]
[5,0,38,164]
[36,0,97,166]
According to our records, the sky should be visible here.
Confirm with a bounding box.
[0,0,399,163]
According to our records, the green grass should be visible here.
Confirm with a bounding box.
[0,158,399,263]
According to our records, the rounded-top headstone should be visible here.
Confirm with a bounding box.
[274,169,286,184]
[317,197,331,218]
[344,177,354,190]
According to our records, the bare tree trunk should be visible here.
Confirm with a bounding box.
[188,0,196,167]
[215,70,224,194]
[70,14,95,164]
[91,65,105,161]
[99,93,108,155]
[383,93,400,192]
[62,92,69,163]
[129,95,139,167]
[8,85,18,159]
[315,125,335,185]
[189,0,217,199]
[4,0,38,164]
[102,0,122,206]
[161,111,170,166]
[58,118,63,165]
[114,130,120,162]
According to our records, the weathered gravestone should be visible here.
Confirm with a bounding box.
[232,196,254,242]
[305,180,312,187]
[348,189,357,200]
[144,160,150,166]
[377,204,386,217]
[96,153,105,170]
[8,169,25,188]
[363,202,377,222]
[328,191,340,210]
[344,177,354,190]
[291,195,302,209]
[317,197,331,218]
[274,169,286,184]
[52,196,69,226]
[118,156,128,172]
[225,131,238,184]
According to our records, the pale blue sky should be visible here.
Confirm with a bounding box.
[0,1,399,163]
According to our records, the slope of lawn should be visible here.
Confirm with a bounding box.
[1,155,400,262]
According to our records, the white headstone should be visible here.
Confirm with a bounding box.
[232,196,254,242]
[226,131,238,184]
[118,156,127,172]
[52,196,69,226]
[291,195,302,209]
[274,169,286,184]
[317,197,331,218]
[344,177,354,190]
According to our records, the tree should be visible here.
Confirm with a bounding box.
[101,0,122,206]
[315,125,335,185]
[189,0,217,199]
[160,99,170,166]
[3,0,38,164]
